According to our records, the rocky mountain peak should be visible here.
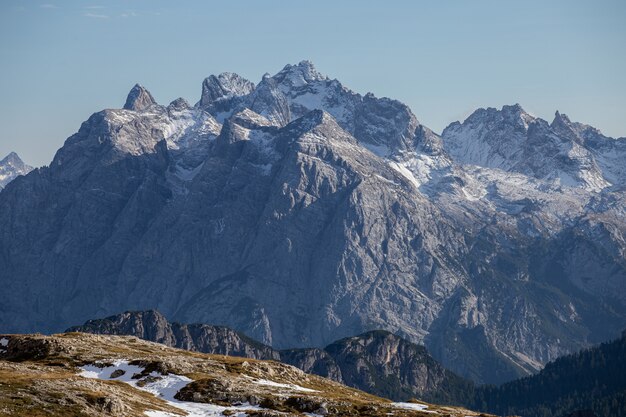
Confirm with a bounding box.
[441,104,624,190]
[246,76,291,126]
[1,151,23,166]
[199,72,255,109]
[167,97,191,111]
[550,110,584,137]
[273,60,328,88]
[465,104,535,131]
[551,110,573,129]
[0,151,33,189]
[503,101,527,117]
[123,84,157,111]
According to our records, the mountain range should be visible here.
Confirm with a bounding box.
[0,61,624,385]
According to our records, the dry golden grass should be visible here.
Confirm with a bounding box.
[0,333,493,417]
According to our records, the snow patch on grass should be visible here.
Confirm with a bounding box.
[251,378,318,393]
[80,360,262,417]
[392,401,436,413]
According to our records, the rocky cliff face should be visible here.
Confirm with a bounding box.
[1,61,625,385]
[320,331,473,404]
[0,151,33,189]
[69,310,473,403]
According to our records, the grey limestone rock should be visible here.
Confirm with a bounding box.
[1,62,625,385]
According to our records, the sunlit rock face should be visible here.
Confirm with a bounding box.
[1,61,625,384]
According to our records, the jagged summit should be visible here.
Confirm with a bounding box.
[0,151,33,189]
[440,103,626,190]
[123,83,156,111]
[551,110,574,128]
[272,109,348,143]
[502,103,524,112]
[167,97,190,111]
[273,60,328,87]
[199,72,255,110]
[1,151,22,164]
[246,74,291,126]
[458,103,536,129]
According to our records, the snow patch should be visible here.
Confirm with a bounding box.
[391,402,436,413]
[251,378,318,393]
[389,161,421,189]
[174,162,204,182]
[363,143,390,158]
[80,360,262,417]
[291,90,326,110]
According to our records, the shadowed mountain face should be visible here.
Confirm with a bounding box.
[1,61,626,385]
[68,310,474,404]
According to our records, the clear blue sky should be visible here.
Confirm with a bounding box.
[1,0,625,166]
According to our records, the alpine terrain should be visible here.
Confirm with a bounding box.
[67,310,626,417]
[0,61,625,385]
[68,310,475,404]
[0,332,490,417]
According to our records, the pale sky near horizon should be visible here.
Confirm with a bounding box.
[1,0,625,166]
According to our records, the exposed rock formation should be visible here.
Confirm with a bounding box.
[1,61,625,385]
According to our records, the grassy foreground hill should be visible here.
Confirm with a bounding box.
[68,310,474,404]
[0,332,492,417]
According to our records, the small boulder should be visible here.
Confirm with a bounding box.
[109,369,125,379]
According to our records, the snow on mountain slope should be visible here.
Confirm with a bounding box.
[195,60,428,158]
[441,104,625,191]
[0,152,33,189]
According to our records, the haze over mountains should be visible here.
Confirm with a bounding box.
[0,61,624,386]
